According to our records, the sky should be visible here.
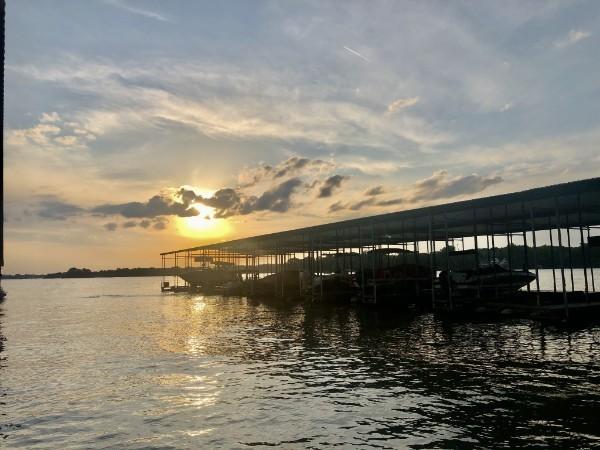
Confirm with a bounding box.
[4,0,600,273]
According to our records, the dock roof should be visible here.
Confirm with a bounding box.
[162,177,600,255]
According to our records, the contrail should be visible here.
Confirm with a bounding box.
[343,46,370,63]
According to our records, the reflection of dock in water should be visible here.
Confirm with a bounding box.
[160,178,600,321]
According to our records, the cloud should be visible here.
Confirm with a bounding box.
[409,170,502,201]
[197,188,242,212]
[317,175,348,198]
[343,46,370,62]
[6,112,96,149]
[40,112,60,123]
[92,194,199,218]
[238,156,333,187]
[7,56,453,153]
[555,29,591,49]
[152,217,169,230]
[365,185,384,196]
[100,217,170,231]
[375,198,403,207]
[181,178,305,218]
[328,170,501,213]
[250,178,303,213]
[223,178,303,217]
[31,169,310,228]
[37,199,85,220]
[103,222,117,231]
[118,218,168,230]
[328,196,391,213]
[349,198,375,211]
[328,201,347,213]
[387,97,419,114]
[8,123,61,147]
[105,0,170,22]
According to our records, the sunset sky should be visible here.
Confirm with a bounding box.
[4,0,600,273]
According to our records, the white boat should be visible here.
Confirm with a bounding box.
[439,264,536,295]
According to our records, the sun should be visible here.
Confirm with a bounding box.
[176,203,232,239]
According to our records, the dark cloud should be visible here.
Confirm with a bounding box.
[34,194,197,223]
[120,217,169,231]
[317,175,348,198]
[92,194,199,219]
[344,197,402,212]
[328,170,501,214]
[376,198,403,207]
[37,200,84,220]
[181,178,304,218]
[178,188,198,205]
[251,177,303,213]
[328,197,374,213]
[350,198,375,210]
[365,185,384,196]
[153,221,167,230]
[239,156,332,187]
[201,188,243,212]
[273,157,312,178]
[410,171,502,201]
[113,217,169,231]
[103,222,117,231]
[328,201,347,213]
[211,178,303,218]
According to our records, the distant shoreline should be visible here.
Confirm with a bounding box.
[2,267,183,280]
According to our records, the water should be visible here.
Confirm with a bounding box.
[1,275,599,449]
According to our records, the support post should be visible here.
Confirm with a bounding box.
[521,204,530,292]
[577,195,589,300]
[371,221,377,304]
[528,203,541,306]
[359,226,365,301]
[588,227,596,292]
[549,217,557,293]
[443,213,452,311]
[413,219,419,297]
[428,215,436,309]
[319,239,323,300]
[473,209,481,298]
[565,215,575,292]
[554,197,568,318]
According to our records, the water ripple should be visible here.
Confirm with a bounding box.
[0,277,599,448]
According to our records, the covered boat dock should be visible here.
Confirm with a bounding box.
[161,177,600,318]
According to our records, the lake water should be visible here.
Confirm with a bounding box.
[1,274,599,449]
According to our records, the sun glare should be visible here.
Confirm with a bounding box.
[177,203,232,239]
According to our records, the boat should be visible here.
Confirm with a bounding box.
[310,273,360,302]
[366,263,434,303]
[251,270,311,298]
[438,264,536,295]
[179,268,242,288]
